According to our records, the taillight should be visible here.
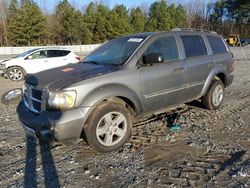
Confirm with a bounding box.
[75,56,81,61]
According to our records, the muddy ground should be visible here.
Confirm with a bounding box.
[0,59,249,188]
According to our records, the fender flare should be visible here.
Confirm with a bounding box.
[200,66,227,97]
[79,83,143,115]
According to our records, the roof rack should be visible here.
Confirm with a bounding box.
[171,28,217,34]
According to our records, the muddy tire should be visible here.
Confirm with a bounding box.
[84,102,133,153]
[1,88,22,105]
[202,80,225,110]
[7,67,26,81]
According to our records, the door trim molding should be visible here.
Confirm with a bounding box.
[144,80,205,99]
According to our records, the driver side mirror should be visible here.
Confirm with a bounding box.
[143,53,164,65]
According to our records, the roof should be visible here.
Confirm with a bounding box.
[171,28,217,34]
[33,47,71,51]
[124,28,218,39]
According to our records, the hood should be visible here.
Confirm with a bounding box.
[0,59,11,64]
[25,63,121,90]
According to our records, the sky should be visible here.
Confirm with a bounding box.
[34,0,156,12]
[34,0,217,13]
[33,0,200,12]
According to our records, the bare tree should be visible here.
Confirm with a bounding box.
[184,0,207,29]
[0,0,8,45]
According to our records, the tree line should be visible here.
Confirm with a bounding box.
[0,0,249,46]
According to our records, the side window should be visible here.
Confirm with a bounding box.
[181,35,207,58]
[29,50,47,59]
[47,50,59,58]
[48,50,70,57]
[58,50,70,56]
[47,50,70,58]
[207,36,227,54]
[144,36,179,62]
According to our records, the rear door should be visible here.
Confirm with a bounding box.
[178,34,214,99]
[46,50,71,69]
[138,35,186,112]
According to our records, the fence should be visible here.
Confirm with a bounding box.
[0,44,101,56]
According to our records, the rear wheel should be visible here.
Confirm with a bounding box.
[84,102,133,153]
[202,80,225,110]
[7,67,26,81]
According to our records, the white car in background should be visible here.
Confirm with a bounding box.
[0,48,81,81]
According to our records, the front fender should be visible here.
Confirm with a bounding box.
[79,84,143,115]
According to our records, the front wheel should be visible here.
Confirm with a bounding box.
[202,80,225,110]
[7,67,26,81]
[84,102,133,153]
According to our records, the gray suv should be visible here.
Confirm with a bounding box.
[17,29,234,152]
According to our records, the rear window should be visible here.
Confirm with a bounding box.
[181,35,207,58]
[207,36,227,54]
[47,50,70,58]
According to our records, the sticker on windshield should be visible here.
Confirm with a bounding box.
[128,38,143,43]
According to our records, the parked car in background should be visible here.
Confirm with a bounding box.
[0,48,81,81]
[240,38,249,46]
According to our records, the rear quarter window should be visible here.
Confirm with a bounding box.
[59,50,71,56]
[207,36,228,54]
[181,35,207,58]
[47,50,70,58]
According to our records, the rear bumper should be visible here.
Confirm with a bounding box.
[17,99,91,142]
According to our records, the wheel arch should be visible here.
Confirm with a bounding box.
[200,69,227,97]
[6,65,27,75]
[79,84,142,116]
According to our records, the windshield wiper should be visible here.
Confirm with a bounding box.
[83,61,122,67]
[83,61,100,65]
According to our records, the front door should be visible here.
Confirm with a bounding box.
[139,35,186,112]
[24,50,49,73]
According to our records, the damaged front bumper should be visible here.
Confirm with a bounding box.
[17,99,90,143]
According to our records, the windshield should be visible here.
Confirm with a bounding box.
[15,49,39,58]
[83,37,146,65]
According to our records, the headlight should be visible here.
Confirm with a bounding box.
[23,84,27,93]
[47,90,77,110]
[0,63,6,70]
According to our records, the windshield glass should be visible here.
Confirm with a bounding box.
[15,49,39,58]
[83,37,146,65]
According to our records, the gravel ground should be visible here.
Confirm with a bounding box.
[0,59,250,188]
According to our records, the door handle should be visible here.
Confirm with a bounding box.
[208,63,214,67]
[44,60,48,63]
[174,67,185,73]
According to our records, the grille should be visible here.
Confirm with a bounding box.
[24,84,46,113]
[32,89,42,100]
